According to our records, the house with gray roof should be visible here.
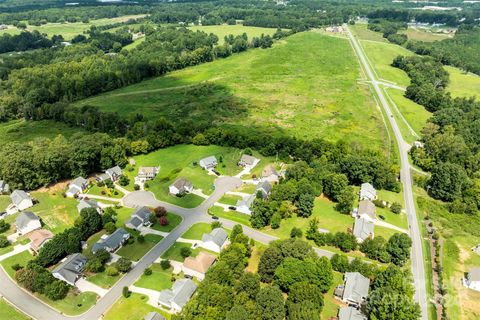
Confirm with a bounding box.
[201,228,229,253]
[52,253,87,286]
[238,154,260,168]
[77,198,102,213]
[256,181,272,198]
[125,206,151,231]
[353,217,374,243]
[8,190,33,214]
[66,177,88,198]
[472,244,480,255]
[335,272,370,307]
[236,194,256,215]
[92,228,130,254]
[144,312,165,320]
[338,306,367,320]
[15,211,41,235]
[464,268,480,292]
[106,166,123,181]
[0,180,9,194]
[169,178,193,195]
[199,156,217,170]
[358,200,376,221]
[359,182,377,201]
[261,165,280,183]
[158,278,197,312]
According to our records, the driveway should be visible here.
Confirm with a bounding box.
[75,278,108,297]
[0,243,30,262]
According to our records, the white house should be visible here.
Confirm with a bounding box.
[359,183,377,201]
[158,278,197,312]
[464,268,480,292]
[7,190,33,214]
[52,253,87,286]
[137,166,160,182]
[236,194,256,215]
[181,251,216,280]
[338,306,367,320]
[357,200,376,222]
[0,180,9,194]
[66,177,88,198]
[15,211,41,235]
[200,228,229,253]
[335,272,370,307]
[199,156,217,170]
[77,198,103,213]
[353,217,374,243]
[169,178,193,195]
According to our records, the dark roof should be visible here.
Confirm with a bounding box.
[16,211,40,229]
[92,228,130,254]
[52,253,87,285]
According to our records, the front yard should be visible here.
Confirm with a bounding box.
[151,213,182,232]
[87,272,122,289]
[181,223,212,240]
[134,264,174,291]
[103,293,169,320]
[117,234,163,261]
[0,299,29,320]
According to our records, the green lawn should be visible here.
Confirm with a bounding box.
[115,206,135,227]
[117,234,163,261]
[0,299,29,320]
[189,25,277,45]
[134,264,173,291]
[151,213,182,232]
[87,184,123,199]
[75,32,388,153]
[209,206,252,226]
[181,223,212,240]
[445,66,480,99]
[0,119,83,147]
[160,242,216,263]
[0,195,10,211]
[322,271,344,319]
[399,28,452,42]
[87,272,122,289]
[218,194,242,206]
[104,293,169,320]
[1,251,33,278]
[351,23,388,43]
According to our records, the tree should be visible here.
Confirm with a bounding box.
[0,235,9,248]
[181,246,192,258]
[44,281,69,300]
[226,305,249,320]
[270,212,281,229]
[286,281,324,310]
[365,287,421,320]
[106,266,119,276]
[85,258,103,273]
[287,301,321,320]
[360,237,390,263]
[122,286,131,298]
[386,233,412,266]
[373,265,415,298]
[118,175,130,186]
[211,221,222,230]
[323,173,349,201]
[255,286,285,320]
[230,224,244,243]
[154,206,167,217]
[0,220,10,233]
[116,258,132,273]
[390,202,402,214]
[143,268,152,276]
[104,221,116,234]
[428,162,469,202]
[258,246,283,282]
[330,254,349,273]
[160,259,171,270]
[235,272,260,299]
[332,232,357,252]
[296,193,314,218]
[159,216,168,226]
[335,186,355,214]
[290,227,303,238]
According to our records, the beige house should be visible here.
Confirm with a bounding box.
[181,251,216,280]
[28,229,54,253]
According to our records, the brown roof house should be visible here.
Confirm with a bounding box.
[28,229,54,253]
[261,165,281,184]
[357,200,376,221]
[169,178,193,196]
[181,251,216,280]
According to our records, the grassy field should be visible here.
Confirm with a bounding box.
[161,242,216,262]
[117,234,163,261]
[181,223,212,240]
[134,264,173,291]
[445,66,480,99]
[351,23,388,43]
[1,15,147,39]
[399,28,452,42]
[104,293,169,320]
[75,32,388,152]
[151,212,182,232]
[0,195,10,212]
[36,291,98,316]
[0,299,29,320]
[87,272,122,289]
[218,194,242,206]
[189,25,277,44]
[87,184,123,199]
[209,206,252,226]
[0,119,82,146]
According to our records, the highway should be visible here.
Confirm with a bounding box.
[346,25,428,320]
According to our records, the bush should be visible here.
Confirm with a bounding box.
[11,263,23,271]
[85,258,103,273]
[160,260,171,270]
[144,182,149,189]
[373,199,386,208]
[390,202,402,214]
[0,235,9,248]
[133,184,140,191]
[211,221,222,230]
[290,227,303,239]
[122,286,131,298]
[104,222,116,234]
[271,213,281,229]
[0,220,10,233]
[159,216,168,226]
[119,175,130,186]
[116,258,132,273]
[180,247,192,258]
[143,268,152,276]
[106,266,119,276]
[44,281,69,301]
[137,235,145,243]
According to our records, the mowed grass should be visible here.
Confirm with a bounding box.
[103,293,169,320]
[0,119,82,146]
[151,212,182,232]
[1,251,33,278]
[322,271,344,319]
[445,66,480,99]
[0,299,29,320]
[87,272,122,289]
[1,15,147,39]
[182,223,213,240]
[116,234,163,261]
[76,32,387,152]
[134,264,173,291]
[189,25,277,44]
[351,23,388,43]
[209,206,252,226]
[399,28,452,42]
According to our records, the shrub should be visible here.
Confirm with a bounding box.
[180,247,192,258]
[143,268,152,276]
[211,221,222,230]
[160,260,171,270]
[104,222,116,234]
[0,235,9,248]
[106,266,119,276]
[290,227,303,239]
[116,258,132,273]
[122,286,131,298]
[11,263,23,271]
[0,220,10,233]
[44,281,69,301]
[133,184,140,191]
[271,213,281,229]
[85,258,103,273]
[119,175,130,186]
[144,182,149,189]
[159,216,168,226]
[137,235,145,243]
[390,202,402,214]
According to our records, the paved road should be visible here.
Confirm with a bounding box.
[346,25,428,320]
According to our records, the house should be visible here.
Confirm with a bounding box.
[77,199,102,213]
[338,306,367,320]
[472,244,480,255]
[66,177,88,198]
[137,166,160,182]
[359,183,377,201]
[256,180,272,198]
[238,154,260,168]
[0,180,9,194]
[335,272,370,307]
[169,178,193,195]
[8,190,33,213]
[357,200,376,221]
[353,217,374,243]
[125,206,151,231]
[199,156,217,170]
[144,312,165,320]
[261,165,280,183]
[92,228,130,254]
[201,228,229,253]
[182,251,216,280]
[158,278,197,312]
[236,194,256,215]
[15,211,41,235]
[28,229,54,253]
[464,268,480,292]
[106,166,123,181]
[52,253,87,286]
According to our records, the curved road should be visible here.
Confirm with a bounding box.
[346,26,428,319]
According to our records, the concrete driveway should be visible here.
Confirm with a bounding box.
[75,278,108,297]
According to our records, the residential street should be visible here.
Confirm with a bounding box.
[346,25,428,320]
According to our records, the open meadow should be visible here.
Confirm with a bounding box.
[75,31,388,153]
[399,28,452,42]
[188,25,278,44]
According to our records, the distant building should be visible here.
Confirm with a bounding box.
[7,190,33,214]
[335,272,370,307]
[15,211,41,235]
[238,154,260,168]
[158,278,197,312]
[338,306,367,320]
[0,180,10,194]
[144,312,165,320]
[256,181,272,198]
[28,229,53,253]
[359,183,377,201]
[52,253,87,286]
[199,156,218,170]
[182,251,216,280]
[201,228,229,253]
[66,177,88,198]
[472,244,480,255]
[97,166,122,182]
[92,228,130,254]
[137,166,160,182]
[357,200,376,221]
[169,178,193,195]
[464,268,480,292]
[353,217,374,243]
[125,206,151,231]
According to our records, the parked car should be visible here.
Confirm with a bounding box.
[211,215,219,220]
[379,215,385,220]
[228,206,236,210]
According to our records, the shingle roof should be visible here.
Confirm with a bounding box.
[256,181,272,196]
[183,251,216,273]
[158,279,197,309]
[172,178,193,192]
[261,165,278,177]
[126,207,151,229]
[339,307,367,320]
[468,268,480,282]
[360,182,376,200]
[106,166,122,177]
[77,199,99,212]
[52,253,87,285]
[353,217,374,241]
[343,272,370,304]
[70,177,87,189]
[92,228,130,254]
[358,200,376,220]
[16,211,40,229]
[239,154,258,166]
[10,190,31,206]
[236,194,256,209]
[200,156,217,167]
[202,228,228,248]
[144,312,165,320]
[28,229,53,252]
[138,167,159,175]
